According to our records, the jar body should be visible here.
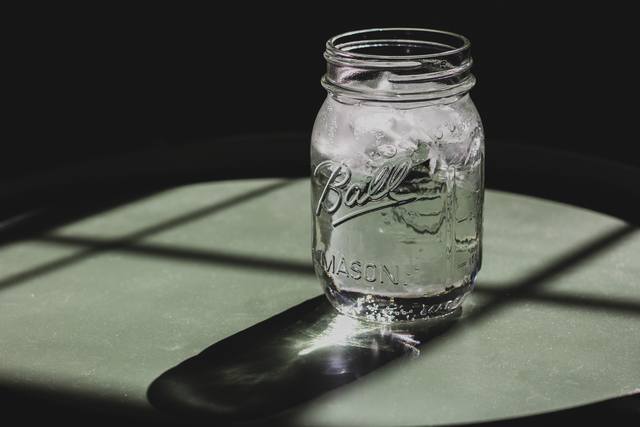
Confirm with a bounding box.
[311,93,484,323]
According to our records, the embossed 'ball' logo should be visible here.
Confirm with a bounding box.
[314,160,416,227]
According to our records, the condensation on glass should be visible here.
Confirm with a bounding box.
[311,28,484,323]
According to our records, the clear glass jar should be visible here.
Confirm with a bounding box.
[311,28,484,323]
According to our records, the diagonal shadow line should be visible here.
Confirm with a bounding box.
[472,287,640,316]
[26,239,639,317]
[36,235,314,276]
[31,225,640,316]
[106,179,297,243]
[0,179,299,291]
[467,223,638,322]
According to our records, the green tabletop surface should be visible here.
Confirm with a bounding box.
[1,178,639,426]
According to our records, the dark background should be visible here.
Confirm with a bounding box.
[6,2,639,183]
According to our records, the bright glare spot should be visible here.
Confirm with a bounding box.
[298,315,380,355]
[297,313,421,357]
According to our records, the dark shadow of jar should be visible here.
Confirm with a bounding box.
[147,295,461,424]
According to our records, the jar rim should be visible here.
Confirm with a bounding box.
[323,28,475,101]
[326,28,471,62]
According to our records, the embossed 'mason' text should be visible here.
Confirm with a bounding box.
[318,251,399,285]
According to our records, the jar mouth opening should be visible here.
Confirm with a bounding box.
[323,28,475,101]
[326,28,470,62]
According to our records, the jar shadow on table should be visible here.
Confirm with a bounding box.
[147,296,461,424]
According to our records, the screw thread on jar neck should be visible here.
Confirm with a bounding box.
[322,28,476,102]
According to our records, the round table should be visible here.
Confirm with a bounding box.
[1,134,638,426]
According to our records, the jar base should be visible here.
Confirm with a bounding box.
[323,279,474,324]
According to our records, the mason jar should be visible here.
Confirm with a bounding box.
[311,28,484,323]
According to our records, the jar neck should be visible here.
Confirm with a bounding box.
[322,28,476,102]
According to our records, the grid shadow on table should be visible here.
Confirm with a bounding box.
[1,158,638,425]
